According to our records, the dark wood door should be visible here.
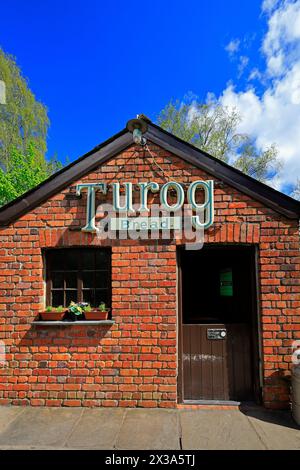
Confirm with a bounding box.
[179,246,258,403]
[183,323,228,400]
[182,323,253,401]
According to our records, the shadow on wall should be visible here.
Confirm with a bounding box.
[18,322,114,348]
[14,322,117,382]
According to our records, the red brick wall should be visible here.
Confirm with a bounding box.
[0,143,299,408]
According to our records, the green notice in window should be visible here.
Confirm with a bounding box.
[220,268,233,296]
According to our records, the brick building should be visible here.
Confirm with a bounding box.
[0,118,299,409]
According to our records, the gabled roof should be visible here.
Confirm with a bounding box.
[0,119,299,226]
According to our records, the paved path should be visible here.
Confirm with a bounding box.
[0,405,299,450]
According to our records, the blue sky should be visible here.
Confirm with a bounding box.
[0,0,264,160]
[1,0,300,193]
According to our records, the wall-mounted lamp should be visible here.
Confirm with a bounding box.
[126,117,148,146]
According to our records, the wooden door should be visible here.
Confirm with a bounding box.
[183,323,228,400]
[179,246,257,403]
[182,323,253,401]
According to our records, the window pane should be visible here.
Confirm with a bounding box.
[96,250,109,266]
[66,290,77,307]
[47,248,111,311]
[95,271,109,287]
[95,289,108,307]
[50,251,64,270]
[65,271,77,288]
[82,289,95,305]
[82,271,94,288]
[65,250,79,270]
[52,271,64,288]
[52,290,64,307]
[81,250,95,270]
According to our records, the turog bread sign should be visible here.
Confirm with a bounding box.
[76,180,214,233]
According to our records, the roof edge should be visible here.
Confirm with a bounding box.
[145,121,300,219]
[0,128,132,226]
[0,118,299,226]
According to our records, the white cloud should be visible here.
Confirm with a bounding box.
[248,67,263,81]
[238,56,249,77]
[262,0,281,13]
[262,0,300,76]
[225,39,240,56]
[216,0,300,191]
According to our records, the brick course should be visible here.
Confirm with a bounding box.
[0,143,299,408]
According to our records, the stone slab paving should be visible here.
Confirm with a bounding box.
[115,409,180,450]
[0,406,25,434]
[0,405,298,450]
[179,409,267,450]
[0,407,83,448]
[242,408,300,450]
[66,408,126,449]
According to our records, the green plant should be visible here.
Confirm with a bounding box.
[56,305,65,312]
[98,302,108,312]
[45,306,53,312]
[68,301,83,316]
[83,304,92,312]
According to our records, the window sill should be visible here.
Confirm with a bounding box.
[33,320,115,326]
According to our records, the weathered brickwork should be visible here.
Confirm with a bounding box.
[0,143,299,408]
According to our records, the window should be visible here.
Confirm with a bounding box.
[45,248,111,308]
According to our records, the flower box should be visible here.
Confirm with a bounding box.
[39,310,66,321]
[84,310,110,321]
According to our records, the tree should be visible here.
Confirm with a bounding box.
[0,143,61,206]
[0,47,49,169]
[0,47,62,206]
[157,95,281,183]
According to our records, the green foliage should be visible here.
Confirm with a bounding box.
[83,304,92,312]
[68,301,83,316]
[157,95,281,183]
[45,305,65,312]
[234,142,281,182]
[98,302,108,312]
[0,47,49,168]
[0,47,62,207]
[0,143,62,206]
